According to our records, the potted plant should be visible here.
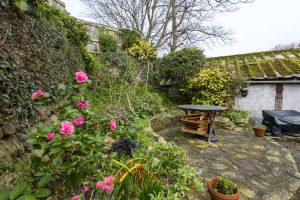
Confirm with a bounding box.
[253,125,267,137]
[240,88,248,97]
[207,176,240,200]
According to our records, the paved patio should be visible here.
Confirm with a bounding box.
[150,113,300,200]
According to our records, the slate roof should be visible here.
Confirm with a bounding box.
[207,48,300,80]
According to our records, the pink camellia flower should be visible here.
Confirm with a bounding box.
[75,71,88,83]
[71,195,79,200]
[77,101,88,109]
[103,185,113,193]
[96,175,114,194]
[109,120,117,131]
[104,175,114,185]
[60,121,75,135]
[47,132,55,141]
[31,90,45,100]
[96,180,105,189]
[83,185,89,193]
[73,116,84,126]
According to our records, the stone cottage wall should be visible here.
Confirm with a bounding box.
[282,84,300,111]
[234,84,276,118]
[234,83,300,118]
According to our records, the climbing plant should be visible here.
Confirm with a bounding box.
[0,1,90,127]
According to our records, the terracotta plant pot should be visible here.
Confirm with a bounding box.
[253,127,266,137]
[207,177,240,200]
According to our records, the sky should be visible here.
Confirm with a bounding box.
[61,0,300,57]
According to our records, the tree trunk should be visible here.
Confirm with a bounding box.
[170,0,177,52]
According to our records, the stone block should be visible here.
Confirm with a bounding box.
[2,123,16,136]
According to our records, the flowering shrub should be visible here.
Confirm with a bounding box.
[188,66,244,106]
[27,71,202,199]
[28,71,109,190]
[126,40,157,61]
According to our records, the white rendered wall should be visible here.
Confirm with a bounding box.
[282,84,300,112]
[234,84,276,118]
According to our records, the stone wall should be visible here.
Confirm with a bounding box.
[282,84,300,112]
[0,106,56,188]
[234,83,300,118]
[48,0,120,54]
[47,0,66,11]
[78,19,120,54]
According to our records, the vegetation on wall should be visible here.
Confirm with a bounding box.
[98,29,118,53]
[1,1,203,199]
[0,1,90,127]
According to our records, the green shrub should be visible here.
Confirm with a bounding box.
[222,109,248,124]
[99,29,118,53]
[188,66,244,106]
[154,48,205,102]
[119,29,142,50]
[131,88,164,117]
[127,40,157,61]
[155,48,205,86]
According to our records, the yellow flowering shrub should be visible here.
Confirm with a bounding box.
[188,66,236,106]
[126,40,157,60]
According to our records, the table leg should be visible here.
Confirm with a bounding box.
[208,111,217,143]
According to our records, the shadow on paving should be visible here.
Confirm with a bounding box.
[151,113,300,200]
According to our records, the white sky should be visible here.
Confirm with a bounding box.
[61,0,300,57]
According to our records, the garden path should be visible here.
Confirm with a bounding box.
[150,112,300,200]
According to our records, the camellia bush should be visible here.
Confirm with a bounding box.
[24,71,202,199]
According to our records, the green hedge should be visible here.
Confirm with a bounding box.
[153,48,205,102]
[0,1,89,127]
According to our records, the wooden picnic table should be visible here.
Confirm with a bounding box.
[177,105,227,142]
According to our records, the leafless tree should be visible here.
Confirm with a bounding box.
[272,42,300,50]
[81,0,253,51]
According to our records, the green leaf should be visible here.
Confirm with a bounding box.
[49,147,61,155]
[37,174,53,188]
[16,194,36,200]
[34,188,51,198]
[52,154,63,165]
[58,84,66,90]
[21,186,31,195]
[0,188,10,200]
[9,182,28,200]
[12,0,29,11]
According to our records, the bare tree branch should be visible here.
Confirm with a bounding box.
[80,0,253,51]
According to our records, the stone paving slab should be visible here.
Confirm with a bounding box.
[151,114,300,200]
